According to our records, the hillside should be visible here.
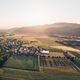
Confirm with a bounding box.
[8,25,49,36]
[0,23,80,36]
[47,23,80,36]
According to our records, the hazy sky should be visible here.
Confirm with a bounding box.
[0,0,80,29]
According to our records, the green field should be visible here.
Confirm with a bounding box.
[3,55,39,71]
[0,68,80,80]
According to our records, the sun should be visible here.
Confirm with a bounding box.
[30,14,48,25]
[27,9,49,26]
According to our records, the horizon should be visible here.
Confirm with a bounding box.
[0,0,80,29]
[0,22,80,30]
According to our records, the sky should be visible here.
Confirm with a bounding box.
[0,0,80,29]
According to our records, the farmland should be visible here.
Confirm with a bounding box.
[3,55,39,71]
[40,53,77,73]
[0,35,80,80]
[1,68,80,80]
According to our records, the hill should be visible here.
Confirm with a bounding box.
[8,25,49,36]
[0,23,80,36]
[47,23,80,36]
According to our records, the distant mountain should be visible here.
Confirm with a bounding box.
[0,23,80,36]
[8,25,49,36]
[47,23,80,36]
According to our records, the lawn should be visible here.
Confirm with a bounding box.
[3,55,39,71]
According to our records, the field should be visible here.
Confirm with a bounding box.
[36,37,62,46]
[3,55,39,71]
[0,35,80,80]
[3,34,63,48]
[1,68,80,80]
[40,55,77,73]
[50,46,80,52]
[49,52,65,57]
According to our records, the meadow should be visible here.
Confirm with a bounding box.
[1,68,80,80]
[3,55,39,71]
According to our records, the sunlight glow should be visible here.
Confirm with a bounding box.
[0,0,80,29]
[28,12,49,25]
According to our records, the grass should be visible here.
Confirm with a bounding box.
[3,55,39,71]
[0,68,80,80]
[36,37,62,46]
[0,69,4,75]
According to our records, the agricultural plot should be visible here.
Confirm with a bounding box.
[3,55,39,71]
[40,56,77,72]
[50,46,80,52]
[36,37,62,46]
[1,67,80,80]
[73,59,80,68]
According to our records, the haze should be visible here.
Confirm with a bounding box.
[0,0,80,29]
